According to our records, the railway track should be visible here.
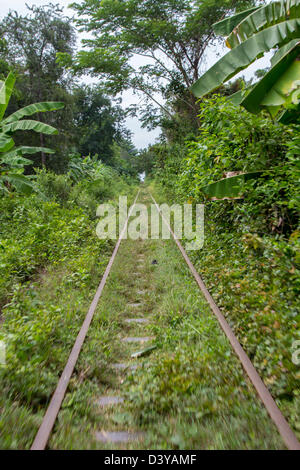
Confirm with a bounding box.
[31,189,300,451]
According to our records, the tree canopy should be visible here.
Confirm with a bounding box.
[61,0,256,128]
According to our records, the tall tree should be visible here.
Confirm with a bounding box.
[63,0,256,128]
[0,3,76,166]
[72,85,130,163]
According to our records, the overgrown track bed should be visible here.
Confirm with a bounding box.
[30,188,299,450]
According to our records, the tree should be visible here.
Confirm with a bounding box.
[61,0,255,128]
[0,3,76,166]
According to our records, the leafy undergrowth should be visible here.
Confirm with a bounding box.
[0,170,134,309]
[0,175,137,449]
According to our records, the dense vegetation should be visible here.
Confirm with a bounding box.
[145,1,300,438]
[0,4,137,173]
[0,0,299,449]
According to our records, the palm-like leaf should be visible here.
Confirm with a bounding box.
[241,40,300,116]
[0,155,33,167]
[0,73,16,121]
[191,19,300,98]
[2,102,64,125]
[271,38,300,65]
[0,71,65,194]
[0,134,14,152]
[278,102,300,122]
[1,146,55,157]
[0,146,55,167]
[2,174,35,195]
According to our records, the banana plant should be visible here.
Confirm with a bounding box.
[190,0,300,200]
[0,72,64,194]
[192,0,300,108]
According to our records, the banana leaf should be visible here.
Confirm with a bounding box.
[241,41,300,115]
[191,19,300,98]
[227,85,253,105]
[202,171,264,199]
[2,120,58,135]
[0,155,33,167]
[0,72,16,121]
[227,0,300,49]
[2,102,64,125]
[213,7,260,37]
[131,345,157,358]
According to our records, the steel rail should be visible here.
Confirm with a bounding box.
[150,191,300,451]
[31,190,140,450]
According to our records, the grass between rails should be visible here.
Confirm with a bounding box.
[45,187,283,449]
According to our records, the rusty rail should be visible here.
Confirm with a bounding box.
[150,191,300,451]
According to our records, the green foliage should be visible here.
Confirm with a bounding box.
[0,200,108,402]
[189,224,300,421]
[72,85,130,165]
[0,160,137,449]
[201,171,263,200]
[213,6,260,36]
[192,20,300,99]
[155,95,298,234]
[192,0,300,125]
[242,40,300,119]
[226,0,300,49]
[0,5,138,173]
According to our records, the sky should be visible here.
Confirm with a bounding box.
[0,1,271,149]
